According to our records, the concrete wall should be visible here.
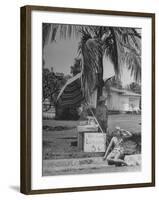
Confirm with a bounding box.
[105,91,140,112]
[129,96,140,111]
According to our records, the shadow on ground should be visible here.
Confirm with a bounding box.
[9,185,20,192]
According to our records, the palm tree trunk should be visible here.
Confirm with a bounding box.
[97,55,104,102]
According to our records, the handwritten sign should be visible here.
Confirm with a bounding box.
[84,133,106,152]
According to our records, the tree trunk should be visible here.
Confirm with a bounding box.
[97,55,104,103]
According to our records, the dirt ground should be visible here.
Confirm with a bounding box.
[43,114,141,159]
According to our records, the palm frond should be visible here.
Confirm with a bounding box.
[42,23,52,48]
[104,27,141,82]
[116,28,141,55]
[43,24,82,47]
[78,30,103,101]
[116,28,141,83]
[103,28,123,77]
[125,52,141,83]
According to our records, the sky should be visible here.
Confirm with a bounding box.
[43,26,134,86]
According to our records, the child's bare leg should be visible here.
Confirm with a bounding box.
[107,158,116,165]
[113,153,127,166]
[106,153,116,165]
[107,158,126,166]
[107,152,127,166]
[113,158,128,166]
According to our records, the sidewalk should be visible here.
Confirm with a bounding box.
[43,155,141,176]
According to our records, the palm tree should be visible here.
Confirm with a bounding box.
[43,24,141,104]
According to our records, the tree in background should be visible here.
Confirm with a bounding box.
[43,68,59,106]
[43,68,67,109]
[127,82,141,94]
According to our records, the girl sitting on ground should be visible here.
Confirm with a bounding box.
[103,127,132,166]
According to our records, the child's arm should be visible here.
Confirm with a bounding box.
[121,129,132,138]
[103,137,114,160]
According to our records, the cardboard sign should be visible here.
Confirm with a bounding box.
[84,133,106,152]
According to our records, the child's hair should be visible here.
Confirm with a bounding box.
[112,127,123,137]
